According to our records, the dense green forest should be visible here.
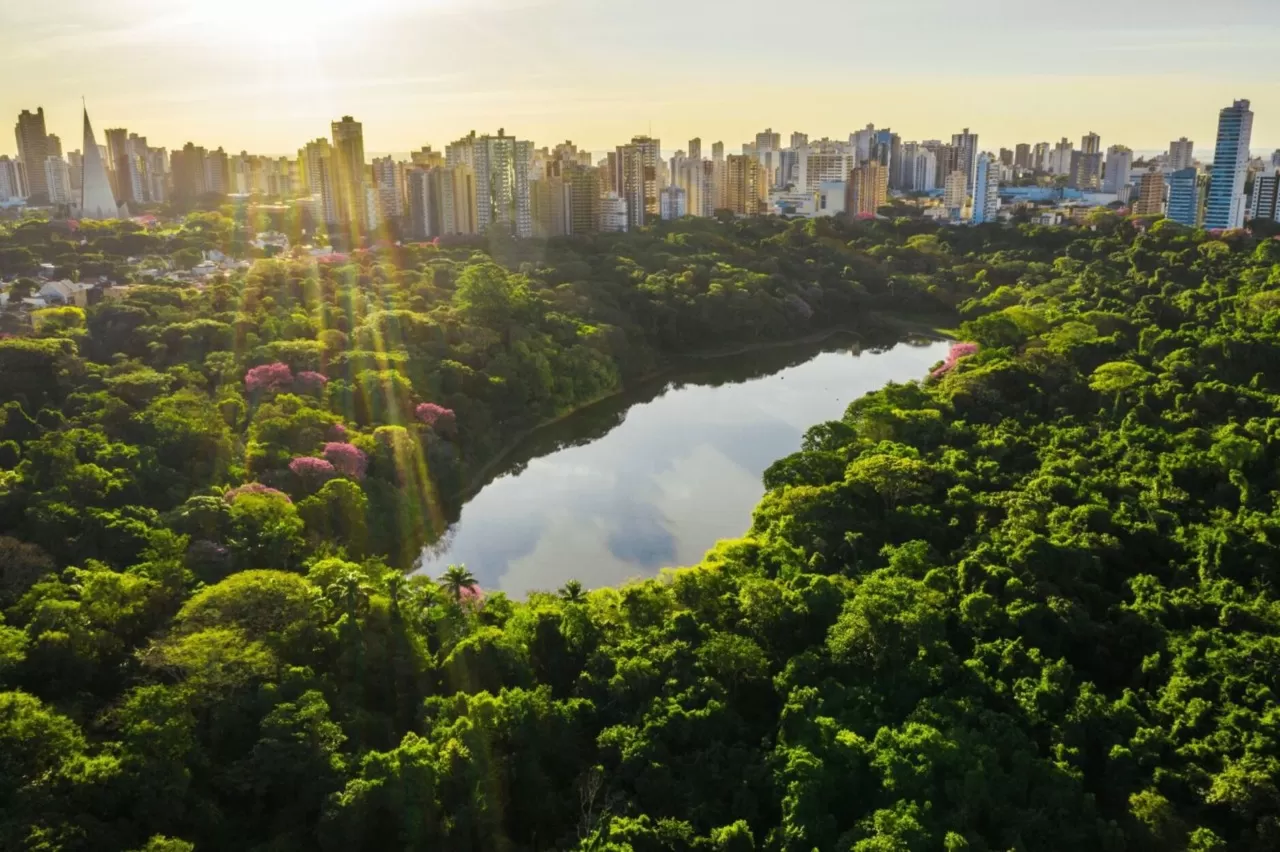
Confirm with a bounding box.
[1,211,1277,850]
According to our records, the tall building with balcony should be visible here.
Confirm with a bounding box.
[44,156,72,205]
[1168,137,1195,171]
[0,156,23,202]
[951,128,979,194]
[943,171,968,213]
[473,130,533,237]
[1133,168,1166,216]
[1203,99,1253,230]
[565,162,601,234]
[1014,143,1032,169]
[970,153,999,223]
[1247,171,1279,223]
[299,138,332,197]
[1167,167,1202,227]
[330,116,368,235]
[1068,151,1103,191]
[530,176,571,237]
[372,156,404,224]
[845,161,888,218]
[1081,132,1101,154]
[616,136,660,229]
[660,184,687,220]
[724,155,766,215]
[15,108,50,203]
[1103,146,1133,194]
[598,192,627,232]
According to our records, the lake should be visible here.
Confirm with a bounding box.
[418,333,951,595]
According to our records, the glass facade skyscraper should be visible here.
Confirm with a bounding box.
[1167,167,1200,227]
[1204,99,1253,230]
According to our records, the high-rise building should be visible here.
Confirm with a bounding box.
[171,143,209,206]
[998,148,1014,167]
[1103,146,1133,194]
[674,156,711,217]
[724,155,766,215]
[711,141,724,162]
[1133,168,1166,216]
[1247,171,1279,223]
[372,156,404,224]
[1168,137,1195,171]
[530,176,571,237]
[411,146,444,169]
[330,115,368,234]
[943,171,968,212]
[15,108,50,203]
[104,127,130,200]
[565,162,601,234]
[1014,143,1032,170]
[845,161,888,218]
[1167,167,1202,227]
[598,192,627,232]
[797,148,855,193]
[473,130,533,237]
[43,156,72,205]
[910,148,938,193]
[1204,99,1253,230]
[1081,132,1101,155]
[0,156,24,201]
[204,148,229,195]
[616,136,660,229]
[688,138,702,162]
[1032,142,1051,171]
[299,138,332,197]
[1050,138,1074,175]
[970,154,999,224]
[660,184,687,220]
[790,131,808,150]
[79,108,119,219]
[1069,151,1103,191]
[406,168,432,239]
[951,128,979,194]
[45,134,62,158]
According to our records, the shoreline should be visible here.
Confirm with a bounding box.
[454,314,955,498]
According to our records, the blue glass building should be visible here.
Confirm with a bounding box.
[1204,99,1253,230]
[1166,168,1200,227]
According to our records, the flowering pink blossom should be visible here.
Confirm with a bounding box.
[244,362,293,393]
[295,371,329,392]
[323,442,368,479]
[930,342,979,379]
[224,483,292,503]
[415,402,456,431]
[328,423,348,441]
[458,584,484,605]
[289,456,336,481]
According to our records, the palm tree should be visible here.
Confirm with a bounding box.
[558,579,586,603]
[438,564,478,602]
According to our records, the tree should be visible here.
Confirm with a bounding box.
[438,564,479,602]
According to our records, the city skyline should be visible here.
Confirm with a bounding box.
[4,0,1280,156]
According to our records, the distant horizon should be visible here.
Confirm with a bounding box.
[4,0,1280,159]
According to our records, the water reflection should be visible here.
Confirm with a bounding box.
[419,334,950,594]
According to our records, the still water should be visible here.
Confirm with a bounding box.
[419,334,950,594]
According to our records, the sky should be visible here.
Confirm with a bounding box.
[4,0,1280,158]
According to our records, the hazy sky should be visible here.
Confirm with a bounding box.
[4,0,1279,156]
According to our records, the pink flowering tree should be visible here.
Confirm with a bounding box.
[224,483,292,504]
[289,456,336,487]
[244,362,294,394]
[323,442,368,479]
[930,342,979,379]
[328,423,348,442]
[415,402,457,434]
[295,371,329,394]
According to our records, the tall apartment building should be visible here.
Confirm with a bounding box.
[204,148,230,195]
[565,162,601,234]
[44,156,72,205]
[473,130,533,237]
[951,128,979,194]
[171,143,209,206]
[1050,138,1074,175]
[1167,167,1202,227]
[372,156,404,224]
[1248,171,1279,223]
[1168,137,1195,172]
[1032,142,1050,171]
[910,148,938,192]
[530,176,571,237]
[0,156,23,201]
[1081,132,1101,155]
[1133,168,1166,216]
[970,154,999,223]
[724,155,766,215]
[797,149,854,193]
[1103,146,1133,194]
[330,115,367,233]
[943,170,968,212]
[687,138,702,161]
[616,136,660,229]
[598,192,627,232]
[660,184,687,220]
[299,138,332,197]
[15,108,50,203]
[1203,99,1253,230]
[1014,143,1032,170]
[845,161,888,218]
[1068,151,1103,191]
[674,156,711,217]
